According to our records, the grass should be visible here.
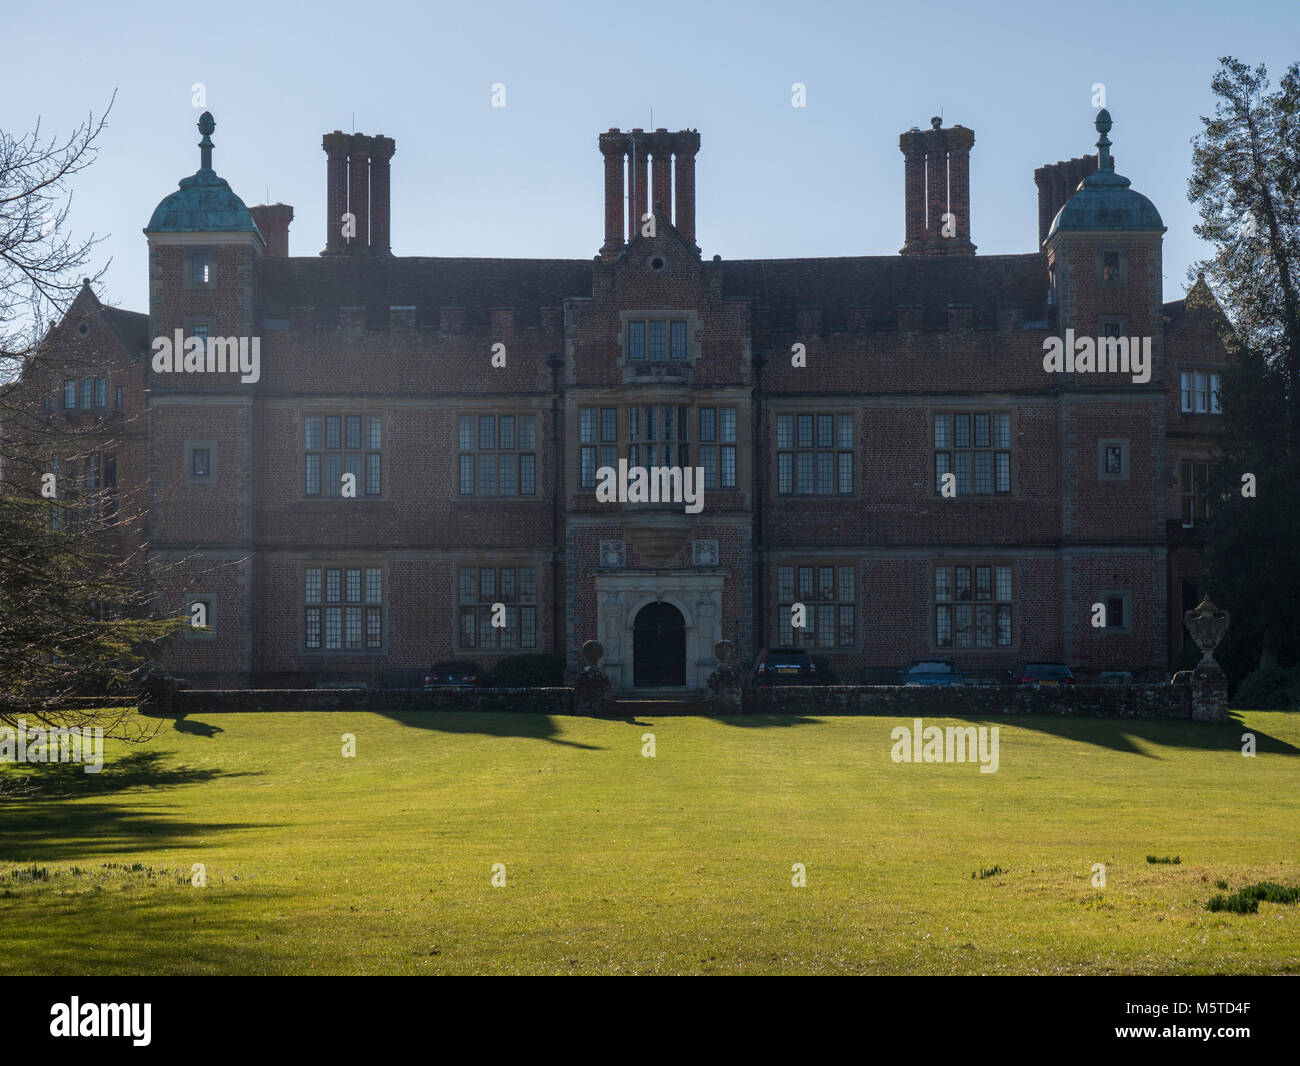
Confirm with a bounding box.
[1,707,1298,975]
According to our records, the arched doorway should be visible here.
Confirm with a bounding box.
[633,601,686,687]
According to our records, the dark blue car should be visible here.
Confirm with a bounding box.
[899,658,965,686]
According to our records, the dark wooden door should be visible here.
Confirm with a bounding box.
[633,602,686,687]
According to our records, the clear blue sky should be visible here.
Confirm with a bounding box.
[5,0,1297,311]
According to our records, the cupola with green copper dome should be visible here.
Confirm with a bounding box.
[145,112,259,235]
[1047,110,1165,236]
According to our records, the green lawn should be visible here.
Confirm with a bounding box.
[2,707,1298,975]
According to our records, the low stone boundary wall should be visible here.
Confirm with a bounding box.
[171,687,573,714]
[744,683,1193,719]
[158,682,1203,720]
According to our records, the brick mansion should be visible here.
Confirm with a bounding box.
[19,108,1231,689]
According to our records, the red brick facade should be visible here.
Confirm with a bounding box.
[12,113,1234,688]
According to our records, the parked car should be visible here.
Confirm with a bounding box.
[751,647,816,686]
[899,658,966,686]
[1099,670,1134,684]
[1010,662,1076,686]
[423,660,485,688]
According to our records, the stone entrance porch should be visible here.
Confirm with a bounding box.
[593,570,725,692]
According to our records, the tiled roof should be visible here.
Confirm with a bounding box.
[262,256,595,327]
[101,306,150,354]
[262,251,1049,328]
[722,253,1049,328]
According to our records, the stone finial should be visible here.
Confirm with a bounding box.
[198,111,216,171]
[714,639,735,663]
[580,639,604,668]
[1094,108,1114,173]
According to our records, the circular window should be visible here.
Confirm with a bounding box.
[647,255,666,274]
[77,322,90,337]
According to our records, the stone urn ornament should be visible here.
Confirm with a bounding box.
[1182,597,1229,723]
[574,639,612,715]
[1183,597,1229,665]
[706,639,744,713]
[581,639,604,669]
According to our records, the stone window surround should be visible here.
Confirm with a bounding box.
[930,408,1016,498]
[300,409,386,501]
[184,440,218,485]
[774,409,857,498]
[185,246,217,291]
[1097,246,1128,287]
[773,559,858,651]
[1097,437,1130,483]
[930,558,1016,652]
[453,563,540,653]
[300,561,388,655]
[616,309,703,383]
[184,593,217,641]
[1098,588,1132,634]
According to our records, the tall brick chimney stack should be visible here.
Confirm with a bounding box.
[250,204,294,257]
[600,130,627,257]
[347,133,372,251]
[673,130,700,246]
[899,117,976,256]
[1034,155,1099,248]
[651,128,672,224]
[597,128,702,259]
[628,130,648,244]
[322,131,350,255]
[369,135,396,255]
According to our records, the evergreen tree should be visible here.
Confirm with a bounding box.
[1188,57,1300,671]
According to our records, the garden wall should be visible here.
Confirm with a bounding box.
[171,687,573,715]
[744,683,1192,719]
[164,683,1194,719]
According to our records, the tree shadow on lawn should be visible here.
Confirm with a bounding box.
[942,711,1300,760]
[715,714,826,730]
[709,706,1298,757]
[0,750,261,799]
[375,710,604,750]
[0,800,277,864]
[0,882,303,976]
[170,712,224,738]
[0,752,272,864]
